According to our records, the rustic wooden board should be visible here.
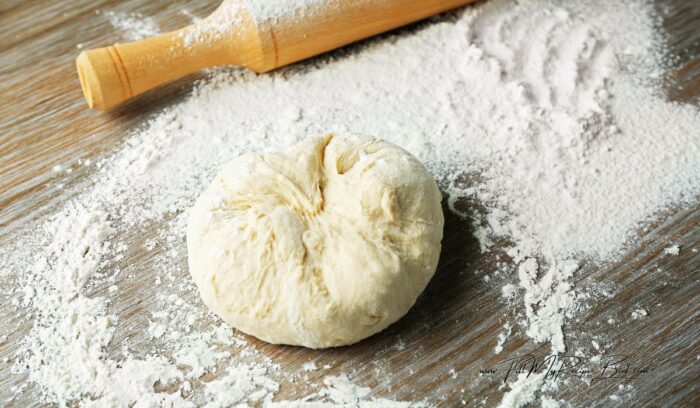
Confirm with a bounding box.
[0,0,698,406]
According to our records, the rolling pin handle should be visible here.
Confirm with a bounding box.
[77,47,131,109]
[76,29,234,110]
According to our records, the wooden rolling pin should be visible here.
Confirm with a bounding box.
[76,0,478,109]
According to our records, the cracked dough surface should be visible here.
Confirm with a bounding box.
[186,134,444,348]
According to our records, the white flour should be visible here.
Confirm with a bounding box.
[105,11,160,41]
[181,0,327,46]
[498,372,547,408]
[269,375,428,407]
[2,0,699,406]
[663,245,680,255]
[244,0,328,23]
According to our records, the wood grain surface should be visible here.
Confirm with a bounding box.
[1,0,698,407]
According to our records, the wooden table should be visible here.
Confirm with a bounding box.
[1,0,698,406]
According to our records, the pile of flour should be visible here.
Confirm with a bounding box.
[1,0,699,406]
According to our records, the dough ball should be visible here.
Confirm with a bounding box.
[186,134,444,348]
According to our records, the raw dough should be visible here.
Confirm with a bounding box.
[187,134,444,348]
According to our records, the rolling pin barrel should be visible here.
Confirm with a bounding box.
[77,0,478,109]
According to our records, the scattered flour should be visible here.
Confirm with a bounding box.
[631,308,648,319]
[181,0,327,46]
[498,372,547,408]
[663,245,680,255]
[494,323,512,354]
[501,284,517,301]
[1,0,699,406]
[517,258,579,354]
[269,375,427,407]
[105,11,160,41]
[244,0,328,23]
[540,395,563,408]
[302,362,318,372]
[45,204,115,293]
[202,364,279,407]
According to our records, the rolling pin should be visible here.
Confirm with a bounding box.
[76,0,479,110]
